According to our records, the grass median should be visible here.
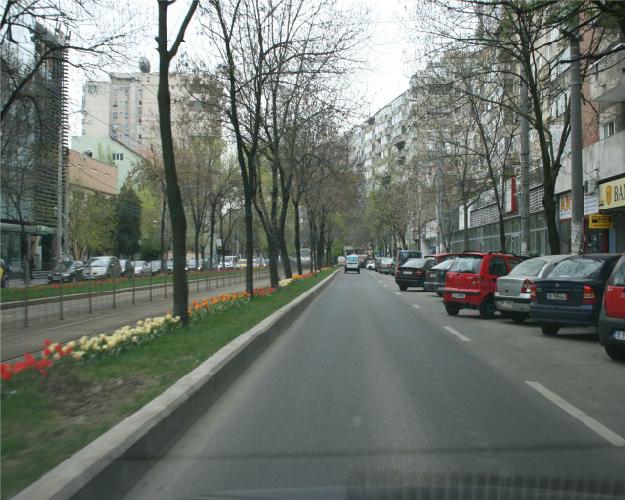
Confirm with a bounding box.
[0,269,263,303]
[0,268,335,499]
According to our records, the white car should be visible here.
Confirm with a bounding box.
[366,260,375,270]
[344,254,360,274]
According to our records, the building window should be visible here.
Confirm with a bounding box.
[602,121,615,139]
[112,111,118,120]
[112,99,118,107]
[124,112,129,120]
[113,152,124,161]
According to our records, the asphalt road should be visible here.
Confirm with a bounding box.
[123,270,625,499]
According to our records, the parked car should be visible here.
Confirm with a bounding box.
[47,260,84,284]
[378,257,394,275]
[132,260,150,277]
[222,255,238,269]
[599,254,625,361]
[442,252,524,318]
[395,257,436,291]
[495,255,569,323]
[396,249,422,269]
[366,260,375,270]
[530,254,621,336]
[150,260,163,274]
[337,256,346,266]
[344,254,360,274]
[424,257,457,295]
[119,259,134,278]
[166,260,174,273]
[185,259,197,272]
[84,256,122,280]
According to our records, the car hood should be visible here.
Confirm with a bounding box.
[195,480,625,500]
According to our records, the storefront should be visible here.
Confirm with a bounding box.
[598,175,625,253]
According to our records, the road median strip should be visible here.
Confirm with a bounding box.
[2,268,338,500]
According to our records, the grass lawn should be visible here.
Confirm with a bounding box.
[0,269,263,303]
[0,268,334,499]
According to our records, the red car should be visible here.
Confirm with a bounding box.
[442,252,523,318]
[599,254,625,361]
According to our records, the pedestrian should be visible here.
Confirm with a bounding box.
[0,258,8,288]
[29,254,34,280]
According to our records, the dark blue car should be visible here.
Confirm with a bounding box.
[530,254,621,336]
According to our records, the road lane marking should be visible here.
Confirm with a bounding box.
[383,284,388,288]
[412,304,421,309]
[526,381,625,447]
[443,326,471,342]
[395,291,401,295]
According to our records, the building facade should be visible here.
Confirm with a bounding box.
[1,21,68,274]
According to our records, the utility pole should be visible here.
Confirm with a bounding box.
[435,167,445,253]
[56,125,64,263]
[519,75,531,256]
[569,20,584,254]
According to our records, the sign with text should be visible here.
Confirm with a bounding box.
[559,192,599,220]
[589,214,613,229]
[599,177,625,209]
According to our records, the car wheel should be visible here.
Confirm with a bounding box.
[357,270,360,274]
[605,345,625,362]
[344,269,347,273]
[479,296,496,319]
[398,285,407,291]
[541,324,560,336]
[445,303,460,316]
[512,313,527,324]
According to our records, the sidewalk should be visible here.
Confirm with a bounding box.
[1,277,271,361]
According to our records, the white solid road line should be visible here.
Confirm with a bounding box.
[412,304,421,310]
[443,326,471,342]
[526,381,625,447]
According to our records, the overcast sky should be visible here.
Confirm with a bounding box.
[68,0,414,136]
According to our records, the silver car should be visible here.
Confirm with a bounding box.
[495,255,569,323]
[84,256,122,280]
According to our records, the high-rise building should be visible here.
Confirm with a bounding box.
[1,22,69,274]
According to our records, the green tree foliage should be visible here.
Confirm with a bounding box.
[115,182,142,257]
[68,187,116,259]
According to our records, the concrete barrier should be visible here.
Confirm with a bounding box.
[13,269,339,500]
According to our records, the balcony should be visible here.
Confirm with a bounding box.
[588,45,625,102]
[584,129,625,180]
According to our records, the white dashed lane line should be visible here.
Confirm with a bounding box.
[394,291,401,295]
[443,326,471,342]
[526,381,625,447]
[412,304,421,310]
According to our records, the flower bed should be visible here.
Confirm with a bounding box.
[0,286,283,383]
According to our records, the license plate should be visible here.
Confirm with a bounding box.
[613,330,625,341]
[403,271,412,275]
[452,292,465,299]
[499,300,514,308]
[547,292,568,301]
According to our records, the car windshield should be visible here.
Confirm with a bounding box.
[53,262,74,272]
[450,256,483,273]
[346,255,358,263]
[403,258,428,268]
[508,258,547,277]
[549,258,605,279]
[132,261,144,267]
[88,257,110,267]
[432,259,455,270]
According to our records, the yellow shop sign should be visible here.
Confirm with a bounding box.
[588,214,613,229]
[599,177,625,209]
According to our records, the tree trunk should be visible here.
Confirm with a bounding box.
[293,200,302,274]
[208,202,216,269]
[543,177,560,254]
[160,191,167,272]
[278,202,292,278]
[266,232,280,287]
[157,1,195,325]
[244,190,254,294]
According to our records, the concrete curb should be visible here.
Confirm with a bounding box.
[13,269,339,500]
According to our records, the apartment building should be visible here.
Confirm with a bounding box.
[81,70,220,158]
[348,91,412,187]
